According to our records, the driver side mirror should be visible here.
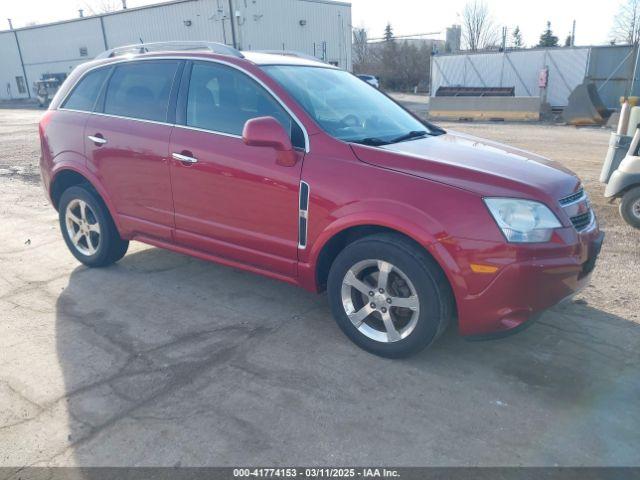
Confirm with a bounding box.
[242,116,298,167]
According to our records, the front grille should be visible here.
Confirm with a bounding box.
[559,187,594,233]
[559,189,584,206]
[570,211,592,231]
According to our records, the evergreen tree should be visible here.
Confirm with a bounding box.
[384,23,394,43]
[512,26,523,48]
[381,23,398,89]
[538,21,559,47]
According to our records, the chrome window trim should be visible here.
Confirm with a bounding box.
[59,108,174,127]
[174,123,242,139]
[56,55,310,153]
[59,109,305,145]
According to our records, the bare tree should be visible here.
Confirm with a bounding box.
[83,0,122,15]
[352,28,369,73]
[612,0,640,45]
[461,0,498,51]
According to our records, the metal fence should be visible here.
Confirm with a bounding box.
[431,45,640,110]
[431,47,591,108]
[587,45,640,109]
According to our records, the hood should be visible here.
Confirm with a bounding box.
[350,130,580,201]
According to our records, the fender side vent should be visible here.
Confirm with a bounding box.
[298,181,310,249]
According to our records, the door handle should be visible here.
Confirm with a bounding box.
[172,152,198,164]
[88,135,107,145]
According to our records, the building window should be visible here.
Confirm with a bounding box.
[15,76,26,94]
[79,47,88,57]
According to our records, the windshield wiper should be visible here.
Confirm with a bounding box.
[389,130,429,144]
[348,137,391,146]
[348,131,428,147]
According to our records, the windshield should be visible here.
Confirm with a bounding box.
[262,66,440,146]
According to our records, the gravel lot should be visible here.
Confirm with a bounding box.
[0,107,639,468]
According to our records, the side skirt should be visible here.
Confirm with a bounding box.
[131,234,301,288]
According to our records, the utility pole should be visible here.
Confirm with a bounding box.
[630,43,640,97]
[227,0,237,48]
[8,18,31,99]
[501,26,507,51]
[571,20,576,46]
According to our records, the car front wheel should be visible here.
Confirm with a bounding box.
[327,233,452,358]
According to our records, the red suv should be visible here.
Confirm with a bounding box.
[39,42,604,358]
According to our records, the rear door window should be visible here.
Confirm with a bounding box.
[104,61,179,122]
[186,62,304,148]
[62,68,110,112]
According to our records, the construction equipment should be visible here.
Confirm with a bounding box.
[601,133,632,183]
[34,73,66,108]
[563,82,610,126]
[602,104,640,228]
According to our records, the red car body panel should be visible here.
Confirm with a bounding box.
[85,114,175,241]
[169,126,303,277]
[40,51,604,338]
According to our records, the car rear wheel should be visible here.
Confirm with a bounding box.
[327,233,452,358]
[59,185,129,267]
[620,186,640,229]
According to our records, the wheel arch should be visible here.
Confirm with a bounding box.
[310,221,462,321]
[50,167,123,233]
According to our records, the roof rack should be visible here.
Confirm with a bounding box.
[95,41,244,59]
[251,50,323,63]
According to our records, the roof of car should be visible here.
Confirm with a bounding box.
[91,42,336,69]
[241,51,334,68]
[92,51,334,70]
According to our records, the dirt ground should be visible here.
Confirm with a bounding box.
[0,108,639,468]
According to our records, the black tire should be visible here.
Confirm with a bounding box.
[327,233,453,358]
[58,185,129,267]
[620,186,640,229]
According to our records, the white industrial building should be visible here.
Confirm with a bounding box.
[0,0,352,100]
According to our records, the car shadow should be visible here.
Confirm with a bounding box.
[54,246,640,466]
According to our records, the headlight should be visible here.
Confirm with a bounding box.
[484,198,561,243]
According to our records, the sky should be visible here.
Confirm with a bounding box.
[2,0,622,47]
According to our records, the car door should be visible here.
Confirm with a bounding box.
[85,60,182,241]
[169,61,306,278]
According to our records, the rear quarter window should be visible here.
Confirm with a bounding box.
[104,61,179,122]
[61,68,110,112]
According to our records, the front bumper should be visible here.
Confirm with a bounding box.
[457,227,604,337]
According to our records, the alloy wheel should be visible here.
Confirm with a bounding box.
[65,199,101,256]
[341,259,420,343]
[633,198,640,220]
